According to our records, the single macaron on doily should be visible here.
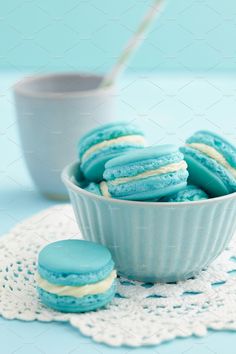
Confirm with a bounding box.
[78,121,146,182]
[102,145,189,201]
[37,240,116,313]
[181,130,236,197]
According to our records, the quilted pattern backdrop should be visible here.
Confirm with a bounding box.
[0,0,236,73]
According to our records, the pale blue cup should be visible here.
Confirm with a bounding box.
[14,73,116,199]
[62,162,236,283]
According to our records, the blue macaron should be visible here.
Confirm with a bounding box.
[85,182,110,197]
[37,240,116,313]
[103,145,189,201]
[78,121,146,182]
[160,185,208,202]
[85,182,102,195]
[181,131,236,197]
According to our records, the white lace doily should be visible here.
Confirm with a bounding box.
[1,205,236,347]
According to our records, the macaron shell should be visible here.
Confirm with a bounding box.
[105,144,179,168]
[39,240,112,274]
[119,181,187,201]
[184,153,230,197]
[82,153,109,182]
[82,145,144,182]
[38,259,114,286]
[160,185,208,202]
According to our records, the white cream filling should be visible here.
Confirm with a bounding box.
[187,143,236,178]
[100,181,111,198]
[37,270,116,298]
[81,135,146,163]
[109,160,187,186]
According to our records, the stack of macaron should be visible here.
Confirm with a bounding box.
[77,122,236,202]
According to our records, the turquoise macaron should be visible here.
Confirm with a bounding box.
[85,182,108,197]
[160,185,208,202]
[78,121,146,182]
[181,130,236,197]
[102,145,189,201]
[37,240,116,313]
[85,182,102,195]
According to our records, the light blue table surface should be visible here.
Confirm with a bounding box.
[1,71,236,353]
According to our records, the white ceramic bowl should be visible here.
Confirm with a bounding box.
[62,162,236,283]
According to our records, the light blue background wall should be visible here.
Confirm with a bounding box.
[1,0,236,73]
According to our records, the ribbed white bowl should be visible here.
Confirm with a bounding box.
[62,162,236,282]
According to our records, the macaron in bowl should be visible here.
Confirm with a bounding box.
[160,185,208,202]
[85,182,103,196]
[62,161,236,283]
[181,130,236,197]
[37,240,116,312]
[78,121,146,182]
[103,145,188,201]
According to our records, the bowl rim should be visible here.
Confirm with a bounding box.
[62,161,236,207]
[13,72,115,99]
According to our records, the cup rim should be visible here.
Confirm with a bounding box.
[13,72,115,99]
[62,161,236,207]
